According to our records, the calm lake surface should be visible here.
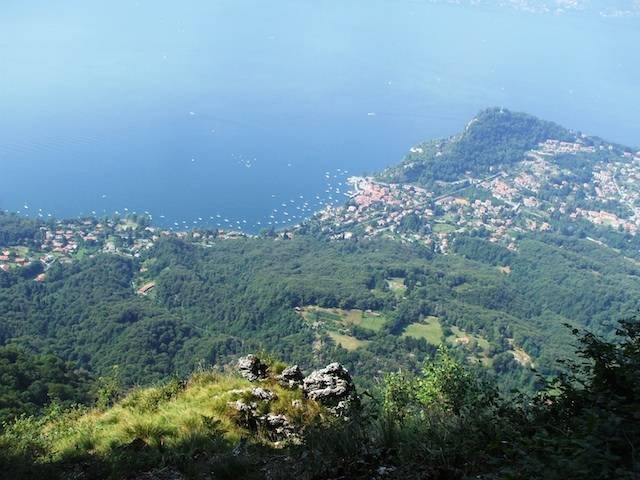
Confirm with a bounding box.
[1,0,639,231]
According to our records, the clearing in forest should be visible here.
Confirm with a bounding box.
[402,316,443,344]
[386,277,407,296]
[299,306,386,332]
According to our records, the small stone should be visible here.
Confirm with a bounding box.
[260,413,297,441]
[228,400,259,431]
[228,399,257,413]
[228,388,250,395]
[376,466,396,476]
[251,387,277,401]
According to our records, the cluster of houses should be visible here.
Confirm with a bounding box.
[39,219,160,258]
[315,176,523,251]
[571,208,637,235]
[477,146,640,238]
[0,249,31,272]
[316,177,434,237]
[578,158,640,234]
[313,141,640,252]
[536,139,597,156]
[1,217,252,279]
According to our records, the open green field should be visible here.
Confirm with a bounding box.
[298,306,384,351]
[300,306,386,332]
[402,316,443,344]
[327,331,369,351]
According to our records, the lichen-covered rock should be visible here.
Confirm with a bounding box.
[251,387,277,401]
[237,354,268,382]
[302,362,358,415]
[277,365,304,389]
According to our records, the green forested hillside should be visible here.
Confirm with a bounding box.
[1,231,639,397]
[0,346,91,423]
[381,108,574,185]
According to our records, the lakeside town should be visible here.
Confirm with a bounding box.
[0,216,251,281]
[3,137,640,279]
[309,139,640,253]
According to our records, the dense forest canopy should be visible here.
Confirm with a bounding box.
[0,346,91,424]
[0,212,42,247]
[1,231,639,401]
[384,108,595,185]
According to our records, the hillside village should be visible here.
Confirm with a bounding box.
[0,217,250,280]
[310,139,640,253]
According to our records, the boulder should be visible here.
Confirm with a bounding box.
[375,466,397,478]
[277,365,304,389]
[302,362,358,415]
[237,354,268,382]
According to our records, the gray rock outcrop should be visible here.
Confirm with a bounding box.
[228,399,296,441]
[237,354,268,382]
[251,387,278,401]
[277,365,304,389]
[228,399,260,431]
[261,413,296,441]
[302,362,358,415]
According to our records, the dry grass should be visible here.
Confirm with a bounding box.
[327,331,370,351]
[30,371,325,470]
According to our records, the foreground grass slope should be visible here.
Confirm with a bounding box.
[0,364,326,480]
[2,321,639,480]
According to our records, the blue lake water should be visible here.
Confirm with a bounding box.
[1,0,639,232]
